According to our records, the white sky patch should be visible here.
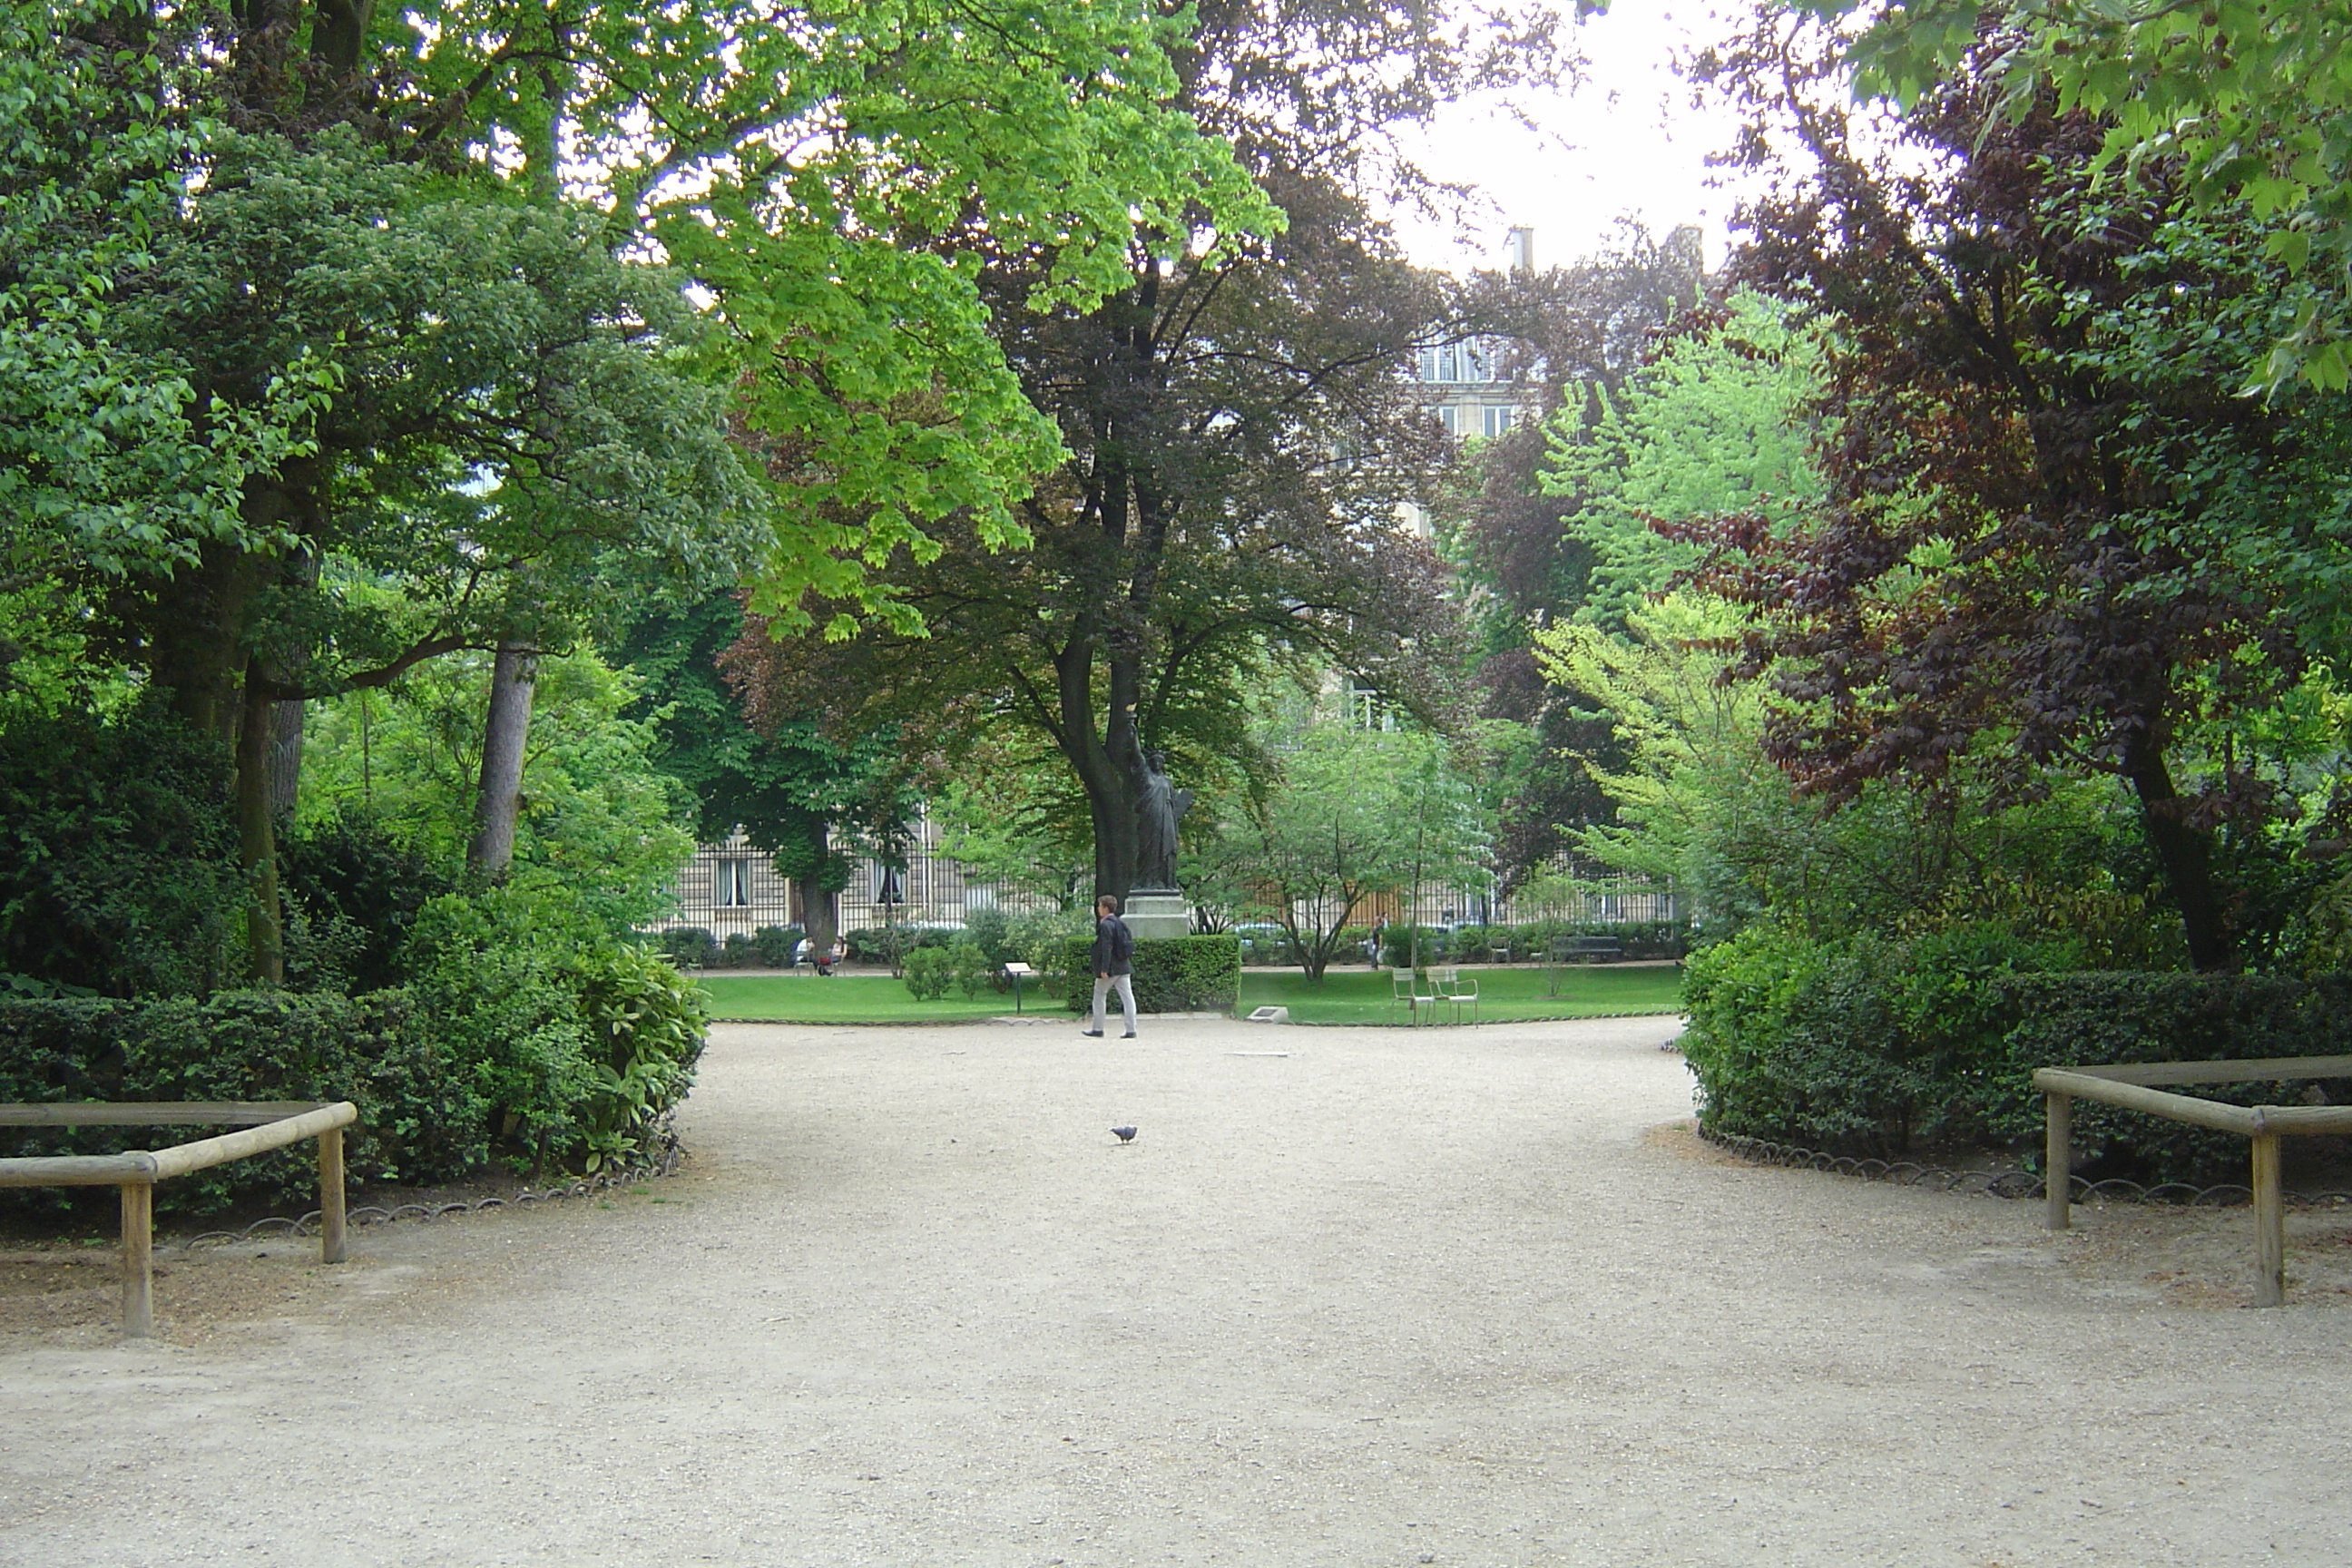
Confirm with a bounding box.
[1389,1,1765,275]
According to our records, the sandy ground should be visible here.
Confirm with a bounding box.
[4,1014,2350,1568]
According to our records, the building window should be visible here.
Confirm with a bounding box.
[1417,338,1497,385]
[1481,405,1519,438]
[714,859,751,908]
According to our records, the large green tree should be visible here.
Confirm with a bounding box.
[612,595,913,956]
[727,0,1563,903]
[10,0,1272,978]
[1682,12,2352,969]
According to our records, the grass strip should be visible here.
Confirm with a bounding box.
[698,964,1684,1026]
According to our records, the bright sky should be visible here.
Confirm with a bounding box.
[1389,1,1764,277]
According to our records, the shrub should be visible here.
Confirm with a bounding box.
[573,943,709,1172]
[279,809,461,992]
[1994,972,2352,1182]
[720,931,758,967]
[0,699,246,997]
[750,925,802,966]
[655,927,720,968]
[1681,920,2352,1181]
[961,905,1012,966]
[1010,909,1089,990]
[945,941,994,999]
[405,887,601,1163]
[0,906,710,1214]
[1062,934,1240,1014]
[1485,919,1690,963]
[0,989,485,1218]
[903,945,952,1001]
[845,925,954,965]
[1379,925,1451,968]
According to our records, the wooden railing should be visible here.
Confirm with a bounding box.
[0,1102,359,1336]
[2034,1056,2352,1307]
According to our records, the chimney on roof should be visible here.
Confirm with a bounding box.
[1505,226,1534,277]
[1667,224,1705,275]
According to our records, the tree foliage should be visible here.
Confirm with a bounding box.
[1191,720,1488,982]
[1785,0,2352,392]
[726,0,1564,902]
[1536,593,2177,956]
[4,0,1279,982]
[1537,291,1825,637]
[1434,229,1710,884]
[299,650,695,929]
[1681,15,2352,968]
[611,594,914,951]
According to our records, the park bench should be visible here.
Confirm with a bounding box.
[0,1101,358,1337]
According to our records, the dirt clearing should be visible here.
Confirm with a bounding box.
[3,1015,2347,1566]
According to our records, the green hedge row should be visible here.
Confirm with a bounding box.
[1434,919,1689,965]
[652,925,802,968]
[0,989,478,1216]
[1681,921,2352,1182]
[0,942,708,1219]
[1062,935,1240,1014]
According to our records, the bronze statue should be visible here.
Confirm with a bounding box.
[1132,749,1192,893]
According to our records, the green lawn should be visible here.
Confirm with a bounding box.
[1240,964,1683,1024]
[696,974,1044,1024]
[697,964,1684,1025]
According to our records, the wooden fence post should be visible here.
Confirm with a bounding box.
[2252,1131,2284,1308]
[2044,1092,2072,1231]
[318,1126,346,1265]
[120,1181,153,1338]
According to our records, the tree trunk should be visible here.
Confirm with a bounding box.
[268,700,305,820]
[144,543,268,742]
[1054,629,1143,904]
[799,824,840,960]
[468,643,537,877]
[235,659,284,985]
[2122,728,2232,971]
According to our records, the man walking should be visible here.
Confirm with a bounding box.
[1083,895,1137,1039]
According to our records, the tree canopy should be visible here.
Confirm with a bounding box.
[1783,0,2352,392]
[725,0,1565,903]
[5,0,1277,981]
[1677,10,2352,969]
[1191,717,1488,982]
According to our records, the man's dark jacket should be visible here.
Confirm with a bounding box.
[1092,916,1134,977]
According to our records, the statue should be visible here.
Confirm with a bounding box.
[1132,749,1192,893]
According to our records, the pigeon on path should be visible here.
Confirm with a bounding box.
[1111,1126,1138,1143]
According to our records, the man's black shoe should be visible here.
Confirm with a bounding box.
[1081,1029,1104,1037]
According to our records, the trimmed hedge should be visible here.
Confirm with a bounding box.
[1063,934,1240,1014]
[652,925,802,968]
[1377,919,1690,967]
[1681,921,2352,1181]
[0,989,481,1217]
[0,943,709,1217]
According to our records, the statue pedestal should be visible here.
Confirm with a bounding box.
[1122,892,1192,942]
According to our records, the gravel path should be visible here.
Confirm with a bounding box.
[5,1014,2350,1567]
